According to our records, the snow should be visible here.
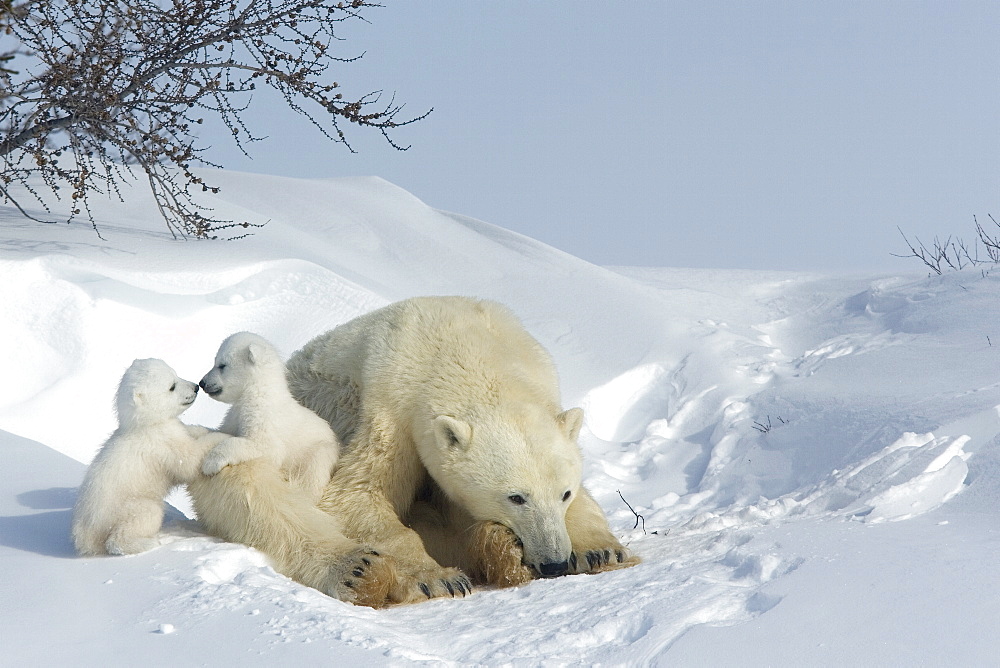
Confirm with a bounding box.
[3,170,1000,664]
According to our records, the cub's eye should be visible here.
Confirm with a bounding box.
[218,364,226,371]
[508,494,526,506]
[169,383,176,392]
[562,491,572,502]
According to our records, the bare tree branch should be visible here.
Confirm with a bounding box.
[0,0,429,239]
[976,214,1000,264]
[894,217,1000,275]
[892,227,946,275]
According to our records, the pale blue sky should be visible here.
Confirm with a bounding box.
[205,2,1000,272]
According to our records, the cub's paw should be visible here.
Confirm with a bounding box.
[570,545,639,574]
[327,548,398,608]
[184,424,210,438]
[466,521,535,588]
[105,535,158,556]
[200,450,233,476]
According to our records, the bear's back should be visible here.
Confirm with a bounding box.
[287,297,562,440]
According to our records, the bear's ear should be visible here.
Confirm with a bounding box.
[132,389,145,407]
[434,415,472,450]
[556,408,584,442]
[246,343,261,365]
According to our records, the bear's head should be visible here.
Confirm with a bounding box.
[426,405,585,578]
[200,331,283,404]
[116,358,199,424]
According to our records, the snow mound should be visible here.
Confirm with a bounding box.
[4,170,1000,664]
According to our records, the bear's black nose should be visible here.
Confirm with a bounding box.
[537,560,569,578]
[198,379,206,390]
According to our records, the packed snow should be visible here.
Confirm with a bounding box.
[2,171,1000,665]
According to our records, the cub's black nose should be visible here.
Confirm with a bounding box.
[198,379,206,390]
[537,560,569,578]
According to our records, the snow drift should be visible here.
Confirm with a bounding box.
[3,170,1000,665]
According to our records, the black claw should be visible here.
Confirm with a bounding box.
[343,580,354,589]
[361,557,371,566]
[352,568,364,577]
[457,580,468,596]
[586,552,597,569]
[570,552,578,570]
[616,550,625,563]
[419,582,431,598]
[369,550,380,556]
[462,576,473,593]
[443,579,455,596]
[603,549,612,564]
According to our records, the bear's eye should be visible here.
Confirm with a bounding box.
[508,494,526,506]
[169,383,176,392]
[218,364,226,372]
[562,490,572,502]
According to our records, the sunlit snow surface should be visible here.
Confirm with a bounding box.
[3,171,1000,665]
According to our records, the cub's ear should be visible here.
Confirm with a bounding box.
[434,415,472,449]
[246,343,260,365]
[556,408,584,442]
[132,389,145,407]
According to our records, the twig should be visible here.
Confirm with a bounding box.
[752,416,772,434]
[617,490,645,534]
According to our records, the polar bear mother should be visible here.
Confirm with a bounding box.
[190,296,636,606]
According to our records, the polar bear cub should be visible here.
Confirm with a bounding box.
[72,358,226,556]
[199,332,339,501]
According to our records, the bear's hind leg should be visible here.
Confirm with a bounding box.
[104,499,163,555]
[188,459,425,607]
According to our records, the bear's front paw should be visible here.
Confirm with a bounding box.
[569,545,639,574]
[388,565,473,605]
[327,548,398,608]
[466,521,534,588]
[414,567,473,601]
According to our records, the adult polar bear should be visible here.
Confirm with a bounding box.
[191,297,636,606]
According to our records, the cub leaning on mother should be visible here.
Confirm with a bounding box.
[188,296,638,607]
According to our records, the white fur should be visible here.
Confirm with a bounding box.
[72,359,225,556]
[199,332,339,501]
[287,296,624,580]
[184,299,633,606]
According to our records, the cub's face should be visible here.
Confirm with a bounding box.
[199,332,275,404]
[199,352,247,405]
[428,407,585,578]
[118,358,199,421]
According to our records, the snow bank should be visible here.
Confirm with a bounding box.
[3,170,1000,664]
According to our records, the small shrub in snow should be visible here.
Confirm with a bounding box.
[894,215,1000,275]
